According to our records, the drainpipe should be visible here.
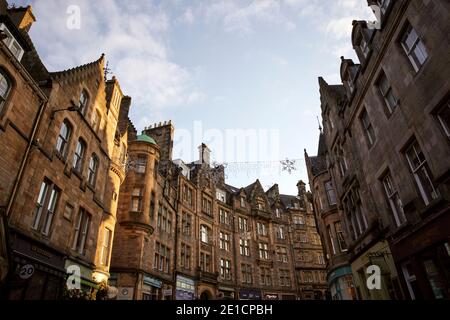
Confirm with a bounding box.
[6,100,48,219]
[171,173,180,300]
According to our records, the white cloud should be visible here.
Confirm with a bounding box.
[180,7,195,25]
[24,0,205,122]
[201,0,292,34]
[325,16,355,40]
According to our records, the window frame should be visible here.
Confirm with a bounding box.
[87,154,99,187]
[377,71,398,114]
[31,180,60,237]
[79,90,89,115]
[436,100,450,140]
[382,172,406,227]
[405,140,439,206]
[324,180,337,205]
[56,120,72,159]
[100,228,112,266]
[360,108,376,147]
[400,23,429,73]
[0,69,12,116]
[72,138,86,174]
[72,208,91,255]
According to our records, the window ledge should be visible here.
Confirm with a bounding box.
[419,196,447,218]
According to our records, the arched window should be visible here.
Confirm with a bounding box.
[0,71,11,114]
[56,120,72,158]
[79,90,89,115]
[72,138,86,173]
[88,154,99,187]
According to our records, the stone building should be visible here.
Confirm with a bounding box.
[0,3,46,286]
[0,2,131,299]
[305,136,356,300]
[306,0,450,300]
[110,121,327,300]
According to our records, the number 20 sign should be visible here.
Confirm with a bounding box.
[19,264,35,280]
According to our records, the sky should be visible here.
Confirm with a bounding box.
[15,0,374,195]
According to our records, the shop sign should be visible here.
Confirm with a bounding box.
[239,289,262,300]
[117,287,134,300]
[176,290,195,300]
[64,260,93,281]
[163,289,172,296]
[176,275,195,301]
[143,275,162,288]
[264,293,279,300]
[12,234,65,270]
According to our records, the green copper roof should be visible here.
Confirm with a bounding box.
[136,134,157,145]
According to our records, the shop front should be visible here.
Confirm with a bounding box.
[176,275,196,300]
[327,265,356,300]
[390,209,450,300]
[6,231,67,300]
[350,240,401,300]
[64,259,98,295]
[142,275,163,300]
[239,288,262,300]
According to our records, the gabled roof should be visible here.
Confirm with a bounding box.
[224,183,239,194]
[243,179,267,200]
[279,194,299,210]
[318,77,347,108]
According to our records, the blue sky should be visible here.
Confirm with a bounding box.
[15,0,373,195]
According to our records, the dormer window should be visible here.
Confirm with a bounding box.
[378,0,391,15]
[216,189,226,203]
[360,37,369,58]
[240,197,246,208]
[0,24,24,61]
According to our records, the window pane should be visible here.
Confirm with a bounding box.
[417,166,438,202]
[437,103,450,137]
[0,73,10,97]
[404,27,418,51]
[414,41,428,65]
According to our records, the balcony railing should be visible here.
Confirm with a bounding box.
[251,209,272,220]
[197,268,219,284]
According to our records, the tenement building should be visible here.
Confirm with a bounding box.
[0,2,131,299]
[110,122,327,300]
[306,0,450,300]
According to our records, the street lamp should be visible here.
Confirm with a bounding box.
[50,102,79,120]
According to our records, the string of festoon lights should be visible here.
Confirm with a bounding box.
[122,151,305,179]
[209,157,305,179]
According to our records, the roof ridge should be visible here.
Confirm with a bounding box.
[50,54,105,80]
